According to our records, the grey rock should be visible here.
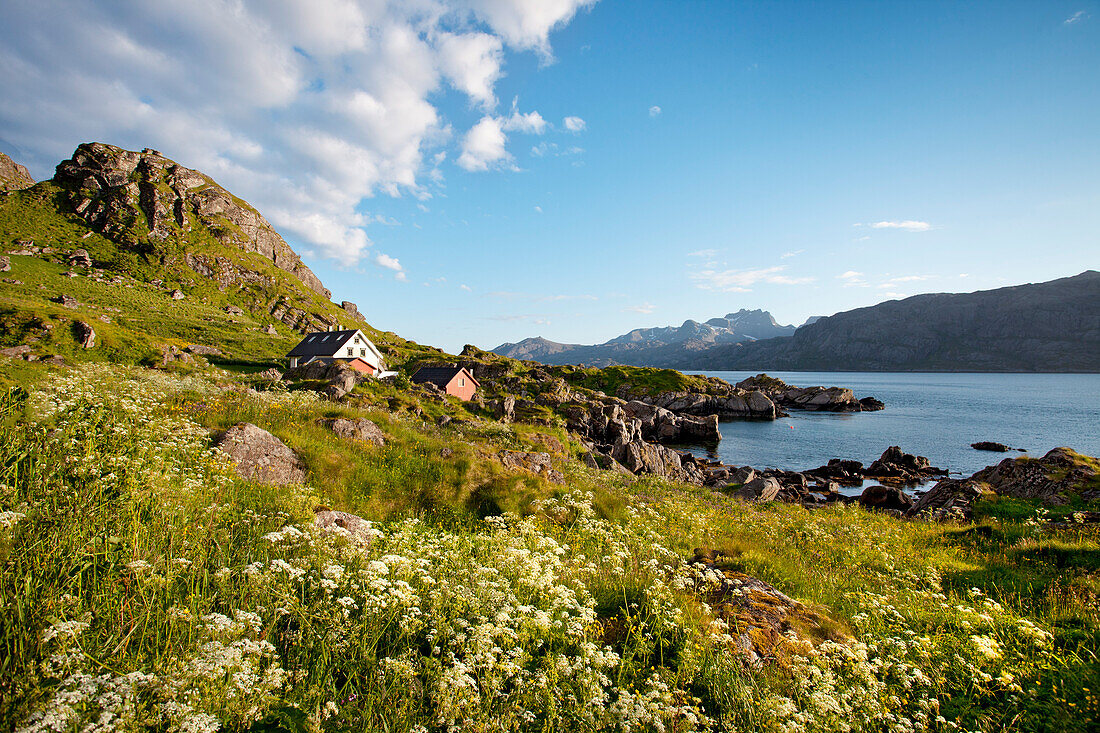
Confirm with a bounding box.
[731,477,781,502]
[263,324,278,335]
[54,294,80,309]
[184,344,222,356]
[315,508,377,547]
[69,249,92,268]
[0,255,9,272]
[730,466,756,485]
[169,289,186,300]
[858,485,912,512]
[0,345,32,358]
[215,422,305,485]
[225,305,245,316]
[324,417,385,446]
[498,450,565,484]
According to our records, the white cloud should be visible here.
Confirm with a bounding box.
[648,105,662,117]
[562,115,586,132]
[690,266,813,292]
[780,249,805,259]
[624,303,655,314]
[0,0,591,265]
[867,220,933,232]
[502,109,547,134]
[460,284,472,291]
[687,249,717,257]
[463,0,599,59]
[457,116,510,171]
[1065,10,1087,24]
[838,271,863,280]
[534,205,542,213]
[374,252,406,281]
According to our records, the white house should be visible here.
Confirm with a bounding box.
[286,327,385,375]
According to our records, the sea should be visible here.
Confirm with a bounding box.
[682,372,1100,489]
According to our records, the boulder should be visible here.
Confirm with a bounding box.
[858,485,912,512]
[730,466,756,485]
[315,508,378,546]
[859,396,885,411]
[323,417,385,446]
[69,249,93,268]
[908,479,988,520]
[0,345,32,359]
[0,256,9,272]
[72,320,95,349]
[215,422,306,485]
[169,289,186,300]
[160,345,195,366]
[498,450,565,484]
[730,477,781,502]
[225,305,245,316]
[263,324,278,335]
[54,294,80,309]
[865,446,946,484]
[493,394,516,423]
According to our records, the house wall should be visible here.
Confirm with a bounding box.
[335,332,383,372]
[346,358,376,375]
[445,371,478,401]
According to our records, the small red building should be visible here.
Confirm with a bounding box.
[410,366,480,401]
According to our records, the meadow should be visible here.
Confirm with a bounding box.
[1,364,1098,732]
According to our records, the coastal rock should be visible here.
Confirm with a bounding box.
[322,417,385,446]
[865,446,947,485]
[641,389,777,420]
[730,477,781,502]
[730,466,756,485]
[215,422,306,485]
[858,485,912,513]
[622,400,721,443]
[910,447,1100,519]
[971,441,1022,452]
[736,374,880,413]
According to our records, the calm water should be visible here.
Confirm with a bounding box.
[686,372,1100,479]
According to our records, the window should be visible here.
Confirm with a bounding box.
[347,348,353,356]
[360,348,366,357]
[459,378,464,386]
[354,336,360,344]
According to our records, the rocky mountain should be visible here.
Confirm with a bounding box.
[493,309,795,367]
[0,143,397,366]
[694,271,1100,372]
[0,151,35,192]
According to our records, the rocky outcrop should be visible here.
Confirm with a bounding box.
[0,256,9,272]
[54,294,80,310]
[864,446,947,485]
[736,374,882,413]
[215,422,306,485]
[911,447,1100,519]
[621,400,721,443]
[53,143,330,299]
[322,417,385,446]
[0,152,34,192]
[638,389,777,420]
[729,476,781,503]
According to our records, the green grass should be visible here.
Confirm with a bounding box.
[2,365,1098,731]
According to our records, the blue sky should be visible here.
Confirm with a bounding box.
[1,1,1097,352]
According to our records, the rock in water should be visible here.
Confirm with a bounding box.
[215,422,306,485]
[971,441,1018,452]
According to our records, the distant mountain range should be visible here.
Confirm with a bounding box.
[492,272,1100,372]
[492,309,801,367]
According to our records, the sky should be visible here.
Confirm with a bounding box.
[1,0,1097,353]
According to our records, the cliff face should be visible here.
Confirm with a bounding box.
[53,143,330,299]
[695,271,1100,372]
[0,152,35,192]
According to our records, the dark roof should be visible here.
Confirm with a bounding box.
[287,329,362,358]
[410,366,479,388]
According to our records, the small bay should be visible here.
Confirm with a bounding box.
[688,371,1100,479]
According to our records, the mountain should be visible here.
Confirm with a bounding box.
[0,143,420,367]
[693,272,1100,372]
[492,309,795,367]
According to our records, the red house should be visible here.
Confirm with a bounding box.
[410,366,480,401]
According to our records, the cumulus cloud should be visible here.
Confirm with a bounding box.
[374,252,406,281]
[690,266,813,292]
[648,105,662,117]
[562,115,585,132]
[0,0,594,266]
[865,220,933,232]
